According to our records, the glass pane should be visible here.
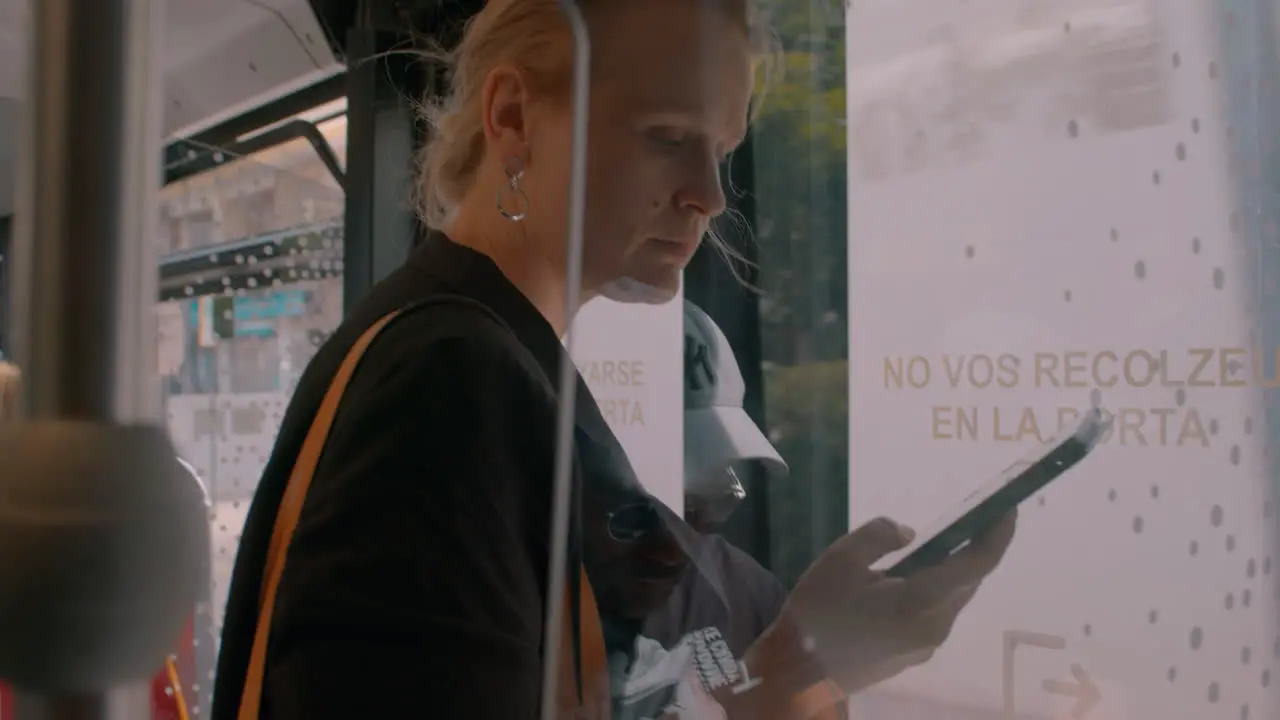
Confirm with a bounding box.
[157,129,345,716]
[754,0,849,591]
[757,1,1280,719]
[555,1,1280,719]
[554,2,787,717]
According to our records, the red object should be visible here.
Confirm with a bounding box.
[150,613,196,720]
[0,612,194,720]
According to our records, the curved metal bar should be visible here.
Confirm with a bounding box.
[541,1,592,718]
[165,120,347,190]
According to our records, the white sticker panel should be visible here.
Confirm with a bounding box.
[847,2,1277,719]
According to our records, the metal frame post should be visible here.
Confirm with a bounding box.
[341,4,422,308]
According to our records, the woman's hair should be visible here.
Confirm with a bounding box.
[411,0,781,240]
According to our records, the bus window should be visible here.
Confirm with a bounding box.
[155,104,346,716]
[734,1,1279,719]
[579,1,1280,719]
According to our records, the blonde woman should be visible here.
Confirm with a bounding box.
[214,1,1017,718]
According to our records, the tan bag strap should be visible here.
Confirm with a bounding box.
[237,310,401,720]
[235,308,610,720]
[565,564,611,719]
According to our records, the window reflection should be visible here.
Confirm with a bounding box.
[155,105,348,716]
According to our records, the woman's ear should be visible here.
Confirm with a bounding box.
[480,63,532,167]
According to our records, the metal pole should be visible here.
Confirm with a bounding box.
[541,2,590,719]
[12,0,160,423]
[2,0,205,719]
[341,0,420,311]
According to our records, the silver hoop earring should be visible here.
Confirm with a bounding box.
[496,169,530,222]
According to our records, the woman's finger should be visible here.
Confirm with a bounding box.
[837,516,917,569]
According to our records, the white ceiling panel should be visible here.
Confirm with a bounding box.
[0,0,343,216]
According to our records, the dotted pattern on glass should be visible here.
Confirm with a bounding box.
[158,142,346,714]
[843,1,1280,719]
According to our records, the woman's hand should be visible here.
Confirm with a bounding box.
[708,512,1017,719]
[780,511,1018,694]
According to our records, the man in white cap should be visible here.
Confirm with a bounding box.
[680,299,787,533]
[602,301,846,719]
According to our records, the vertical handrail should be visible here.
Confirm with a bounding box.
[12,0,161,424]
[117,0,165,426]
[541,2,592,719]
[5,1,184,720]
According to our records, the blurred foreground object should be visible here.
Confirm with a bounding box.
[0,422,209,693]
[0,0,208,718]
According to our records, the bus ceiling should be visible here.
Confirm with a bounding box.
[1,0,496,297]
[1,0,345,138]
[0,0,503,213]
[307,0,488,58]
[0,0,345,215]
[163,0,494,189]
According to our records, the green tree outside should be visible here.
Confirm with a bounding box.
[750,0,852,588]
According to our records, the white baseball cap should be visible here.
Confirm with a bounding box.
[683,300,787,517]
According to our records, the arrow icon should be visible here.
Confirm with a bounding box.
[1003,630,1066,716]
[1002,630,1100,719]
[1043,663,1100,719]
